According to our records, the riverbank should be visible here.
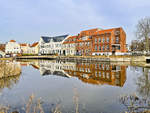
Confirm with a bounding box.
[0,57,13,60]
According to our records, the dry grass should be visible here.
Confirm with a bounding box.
[0,88,81,113]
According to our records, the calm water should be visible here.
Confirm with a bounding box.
[0,60,149,113]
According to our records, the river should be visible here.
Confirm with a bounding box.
[0,60,149,113]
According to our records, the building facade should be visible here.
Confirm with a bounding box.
[39,35,69,55]
[62,36,77,56]
[69,27,127,56]
[20,43,29,54]
[76,28,100,56]
[5,40,21,55]
[28,42,39,54]
[92,27,127,55]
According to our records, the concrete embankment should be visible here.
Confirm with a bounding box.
[16,55,150,63]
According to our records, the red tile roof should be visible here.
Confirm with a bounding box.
[20,43,27,46]
[31,42,38,47]
[10,40,16,42]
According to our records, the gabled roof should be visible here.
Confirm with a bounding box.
[31,42,38,47]
[41,35,69,43]
[20,43,27,46]
[10,40,16,42]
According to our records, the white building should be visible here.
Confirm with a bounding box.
[39,35,69,55]
[5,40,21,55]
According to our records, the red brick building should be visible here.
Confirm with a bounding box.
[62,27,127,56]
[76,28,100,55]
[76,27,127,56]
[92,27,127,55]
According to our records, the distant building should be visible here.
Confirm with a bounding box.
[5,40,21,55]
[0,43,6,57]
[20,43,29,54]
[28,42,39,54]
[39,35,69,55]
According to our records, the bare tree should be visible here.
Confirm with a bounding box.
[136,17,150,52]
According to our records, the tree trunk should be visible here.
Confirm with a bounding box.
[146,36,149,52]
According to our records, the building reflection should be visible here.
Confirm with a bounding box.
[64,62,126,87]
[0,61,21,91]
[38,60,74,78]
[30,60,127,87]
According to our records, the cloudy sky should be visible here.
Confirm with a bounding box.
[0,0,150,44]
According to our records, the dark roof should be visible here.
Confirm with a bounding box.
[41,70,69,78]
[41,35,69,43]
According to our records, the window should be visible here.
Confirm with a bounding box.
[116,37,119,43]
[87,42,90,46]
[103,37,105,42]
[102,45,105,51]
[117,46,120,50]
[99,64,101,69]
[99,72,101,77]
[106,65,110,70]
[99,46,101,51]
[95,45,97,51]
[95,38,97,43]
[107,37,109,42]
[107,45,109,50]
[99,38,101,43]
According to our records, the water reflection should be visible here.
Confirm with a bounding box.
[29,60,127,87]
[136,68,150,98]
[0,61,21,91]
[0,60,127,92]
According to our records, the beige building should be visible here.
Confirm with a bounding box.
[62,36,77,56]
[20,43,30,54]
[28,42,39,55]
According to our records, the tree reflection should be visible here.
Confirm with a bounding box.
[120,67,150,113]
[136,68,150,99]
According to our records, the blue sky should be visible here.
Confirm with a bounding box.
[0,0,150,44]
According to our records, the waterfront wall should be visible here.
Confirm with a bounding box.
[16,55,150,62]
